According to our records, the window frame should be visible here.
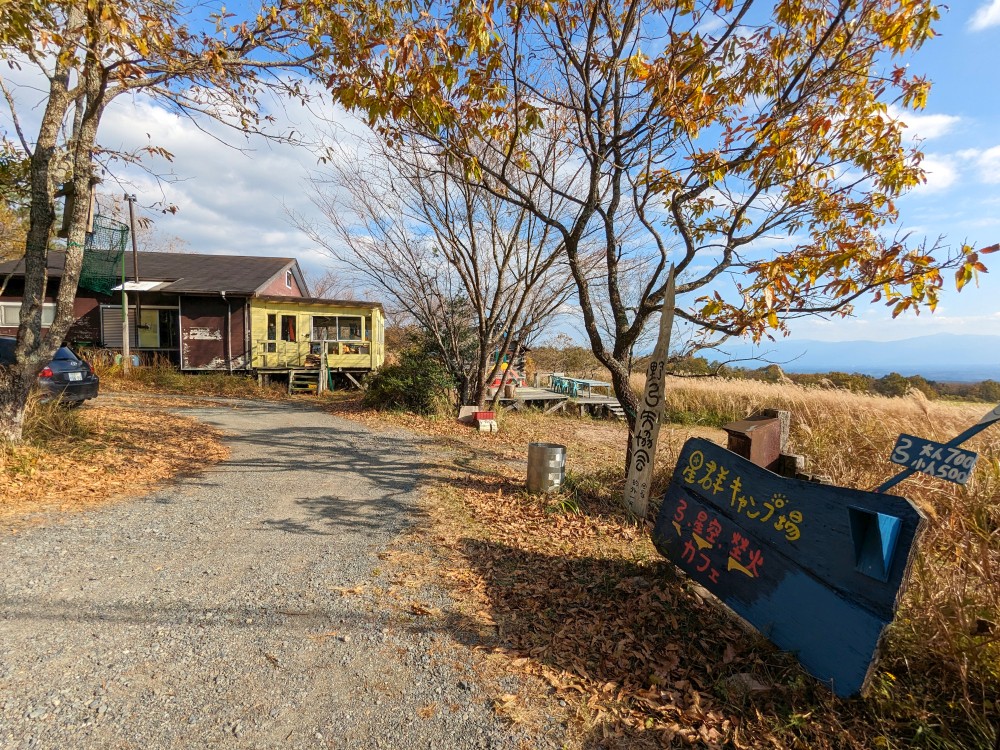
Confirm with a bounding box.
[309,314,365,343]
[0,302,57,327]
[279,314,297,342]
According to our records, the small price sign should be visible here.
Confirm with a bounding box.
[890,434,978,485]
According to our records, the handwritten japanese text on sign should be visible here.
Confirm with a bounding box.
[890,434,978,485]
[653,438,925,697]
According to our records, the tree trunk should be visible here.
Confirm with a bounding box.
[608,360,640,463]
[1,10,81,443]
[0,369,34,443]
[470,346,491,407]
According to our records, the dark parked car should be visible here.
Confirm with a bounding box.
[0,336,99,406]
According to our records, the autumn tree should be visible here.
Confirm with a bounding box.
[0,0,317,441]
[311,0,992,451]
[297,135,579,406]
[0,141,29,263]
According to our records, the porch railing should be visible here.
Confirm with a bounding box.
[256,339,373,369]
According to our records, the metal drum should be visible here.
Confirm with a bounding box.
[526,442,566,493]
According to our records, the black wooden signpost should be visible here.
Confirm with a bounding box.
[653,438,925,697]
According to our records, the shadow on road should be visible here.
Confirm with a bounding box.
[153,403,460,537]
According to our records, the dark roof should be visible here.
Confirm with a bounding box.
[0,251,304,295]
[255,294,383,309]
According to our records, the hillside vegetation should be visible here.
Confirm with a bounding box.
[527,343,1000,403]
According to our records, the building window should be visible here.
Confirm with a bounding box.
[310,315,365,342]
[337,316,362,342]
[280,314,296,342]
[311,316,337,341]
[265,314,277,352]
[0,302,56,327]
[285,270,293,289]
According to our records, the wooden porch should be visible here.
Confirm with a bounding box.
[494,386,626,420]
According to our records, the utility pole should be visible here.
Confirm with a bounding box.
[120,247,130,373]
[125,194,142,342]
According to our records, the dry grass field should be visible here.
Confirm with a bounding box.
[325,377,999,749]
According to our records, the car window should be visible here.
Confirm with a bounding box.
[0,338,14,365]
[52,346,79,360]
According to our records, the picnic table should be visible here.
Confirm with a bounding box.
[549,375,612,399]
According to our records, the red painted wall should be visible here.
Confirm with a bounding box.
[0,292,102,346]
[259,266,303,297]
[179,296,248,370]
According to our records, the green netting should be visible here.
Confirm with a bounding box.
[79,215,128,295]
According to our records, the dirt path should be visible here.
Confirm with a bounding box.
[0,400,525,749]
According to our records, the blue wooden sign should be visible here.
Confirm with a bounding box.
[889,433,978,485]
[652,438,925,697]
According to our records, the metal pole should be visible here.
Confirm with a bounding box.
[125,194,141,340]
[120,250,130,373]
[876,403,1000,492]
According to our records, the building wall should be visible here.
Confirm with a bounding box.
[249,299,384,370]
[179,296,248,370]
[69,297,102,343]
[258,266,304,297]
[0,280,104,347]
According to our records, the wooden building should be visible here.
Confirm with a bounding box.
[0,251,384,388]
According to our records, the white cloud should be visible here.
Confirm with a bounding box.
[969,0,1000,31]
[886,105,961,141]
[956,145,1000,183]
[914,154,959,192]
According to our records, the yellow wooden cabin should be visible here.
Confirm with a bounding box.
[250,296,385,389]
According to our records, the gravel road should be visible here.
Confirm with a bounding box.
[0,400,531,749]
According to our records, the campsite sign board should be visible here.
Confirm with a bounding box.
[652,438,926,697]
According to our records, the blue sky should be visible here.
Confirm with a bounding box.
[798,1,1000,341]
[3,1,1000,344]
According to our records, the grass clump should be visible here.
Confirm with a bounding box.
[87,350,285,399]
[22,392,92,444]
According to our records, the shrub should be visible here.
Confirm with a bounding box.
[363,346,454,415]
[22,392,91,444]
[975,379,1000,402]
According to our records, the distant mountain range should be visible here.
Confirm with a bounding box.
[718,333,1000,382]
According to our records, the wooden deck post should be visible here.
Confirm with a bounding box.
[318,344,328,394]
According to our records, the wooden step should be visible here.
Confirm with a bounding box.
[289,370,320,394]
[607,403,626,420]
